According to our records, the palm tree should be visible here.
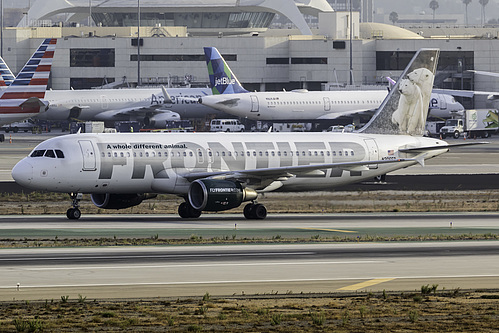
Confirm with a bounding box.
[479,0,489,26]
[463,0,472,26]
[389,11,399,25]
[429,0,439,27]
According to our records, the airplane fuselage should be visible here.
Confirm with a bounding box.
[199,90,463,121]
[35,87,226,121]
[12,132,448,195]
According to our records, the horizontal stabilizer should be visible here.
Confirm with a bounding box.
[400,141,488,153]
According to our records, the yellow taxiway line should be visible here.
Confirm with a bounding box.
[300,227,358,233]
[338,278,396,291]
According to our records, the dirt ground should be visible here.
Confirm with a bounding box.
[0,290,498,332]
[1,189,499,215]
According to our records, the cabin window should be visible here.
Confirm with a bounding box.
[283,151,287,157]
[351,151,355,156]
[101,152,105,157]
[222,152,226,157]
[198,151,202,157]
[108,152,112,157]
[320,151,324,156]
[339,151,343,156]
[333,151,336,156]
[271,151,275,157]
[158,152,162,157]
[120,152,124,157]
[253,151,256,157]
[139,152,143,157]
[113,152,117,157]
[190,151,194,157]
[278,151,281,156]
[183,152,187,157]
[165,152,168,157]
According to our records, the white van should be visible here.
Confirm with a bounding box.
[210,119,245,132]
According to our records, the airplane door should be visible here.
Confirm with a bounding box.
[438,94,446,109]
[364,139,379,169]
[79,140,96,171]
[101,95,108,109]
[250,95,259,112]
[323,97,331,111]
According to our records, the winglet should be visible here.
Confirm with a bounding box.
[161,86,173,104]
[203,47,248,95]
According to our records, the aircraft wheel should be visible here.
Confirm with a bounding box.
[178,202,202,218]
[66,208,81,220]
[252,204,267,220]
[243,203,253,219]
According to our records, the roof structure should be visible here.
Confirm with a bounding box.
[24,0,334,35]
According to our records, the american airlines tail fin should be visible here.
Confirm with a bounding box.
[360,48,439,136]
[0,56,15,87]
[203,47,248,95]
[1,38,57,101]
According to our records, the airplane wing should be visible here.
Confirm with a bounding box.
[180,157,417,184]
[432,88,499,100]
[400,141,488,153]
[94,105,179,121]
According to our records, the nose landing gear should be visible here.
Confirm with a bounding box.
[67,192,82,220]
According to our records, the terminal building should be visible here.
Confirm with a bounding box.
[3,0,499,109]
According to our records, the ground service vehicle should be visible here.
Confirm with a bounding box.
[440,109,498,139]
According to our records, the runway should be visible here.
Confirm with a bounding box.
[1,213,499,301]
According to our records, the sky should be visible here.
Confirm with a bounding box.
[374,0,499,24]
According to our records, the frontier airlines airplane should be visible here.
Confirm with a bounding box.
[12,49,480,220]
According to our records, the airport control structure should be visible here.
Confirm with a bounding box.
[3,0,499,111]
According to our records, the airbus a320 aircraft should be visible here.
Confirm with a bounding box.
[199,47,464,121]
[0,38,57,126]
[12,49,481,220]
[0,56,221,127]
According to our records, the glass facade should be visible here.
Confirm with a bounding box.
[92,12,275,29]
[130,54,237,62]
[376,51,474,71]
[70,49,115,67]
[70,77,115,90]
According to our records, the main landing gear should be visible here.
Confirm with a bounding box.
[243,202,267,220]
[178,201,202,218]
[67,192,82,220]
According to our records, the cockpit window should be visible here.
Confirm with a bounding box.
[30,150,45,157]
[44,150,56,158]
[55,150,65,158]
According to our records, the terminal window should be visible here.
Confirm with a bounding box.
[70,49,115,67]
[130,54,237,62]
[291,58,327,65]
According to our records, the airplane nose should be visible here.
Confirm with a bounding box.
[11,159,33,186]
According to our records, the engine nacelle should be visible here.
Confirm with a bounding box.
[91,193,156,210]
[144,111,181,128]
[188,179,258,212]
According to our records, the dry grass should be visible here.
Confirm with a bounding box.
[1,190,499,215]
[0,290,498,332]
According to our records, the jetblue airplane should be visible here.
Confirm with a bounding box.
[12,49,480,220]
[199,47,464,121]
[0,38,56,126]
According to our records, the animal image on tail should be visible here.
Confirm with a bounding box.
[362,49,439,136]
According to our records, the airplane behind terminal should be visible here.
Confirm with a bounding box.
[0,57,227,127]
[12,48,484,220]
[0,38,56,126]
[199,47,464,121]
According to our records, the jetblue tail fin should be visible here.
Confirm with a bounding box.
[204,47,248,95]
[1,38,57,101]
[360,49,439,136]
[0,56,15,87]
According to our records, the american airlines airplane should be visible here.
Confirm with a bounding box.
[0,38,56,126]
[12,49,480,220]
[0,57,223,127]
[199,47,464,121]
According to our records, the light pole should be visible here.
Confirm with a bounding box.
[137,0,141,86]
[88,0,92,27]
[349,0,353,85]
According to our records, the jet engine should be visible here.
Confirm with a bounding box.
[91,193,157,210]
[143,111,181,128]
[188,179,258,212]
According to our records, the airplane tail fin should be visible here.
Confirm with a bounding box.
[203,47,248,95]
[0,56,15,87]
[1,38,57,101]
[360,49,439,136]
